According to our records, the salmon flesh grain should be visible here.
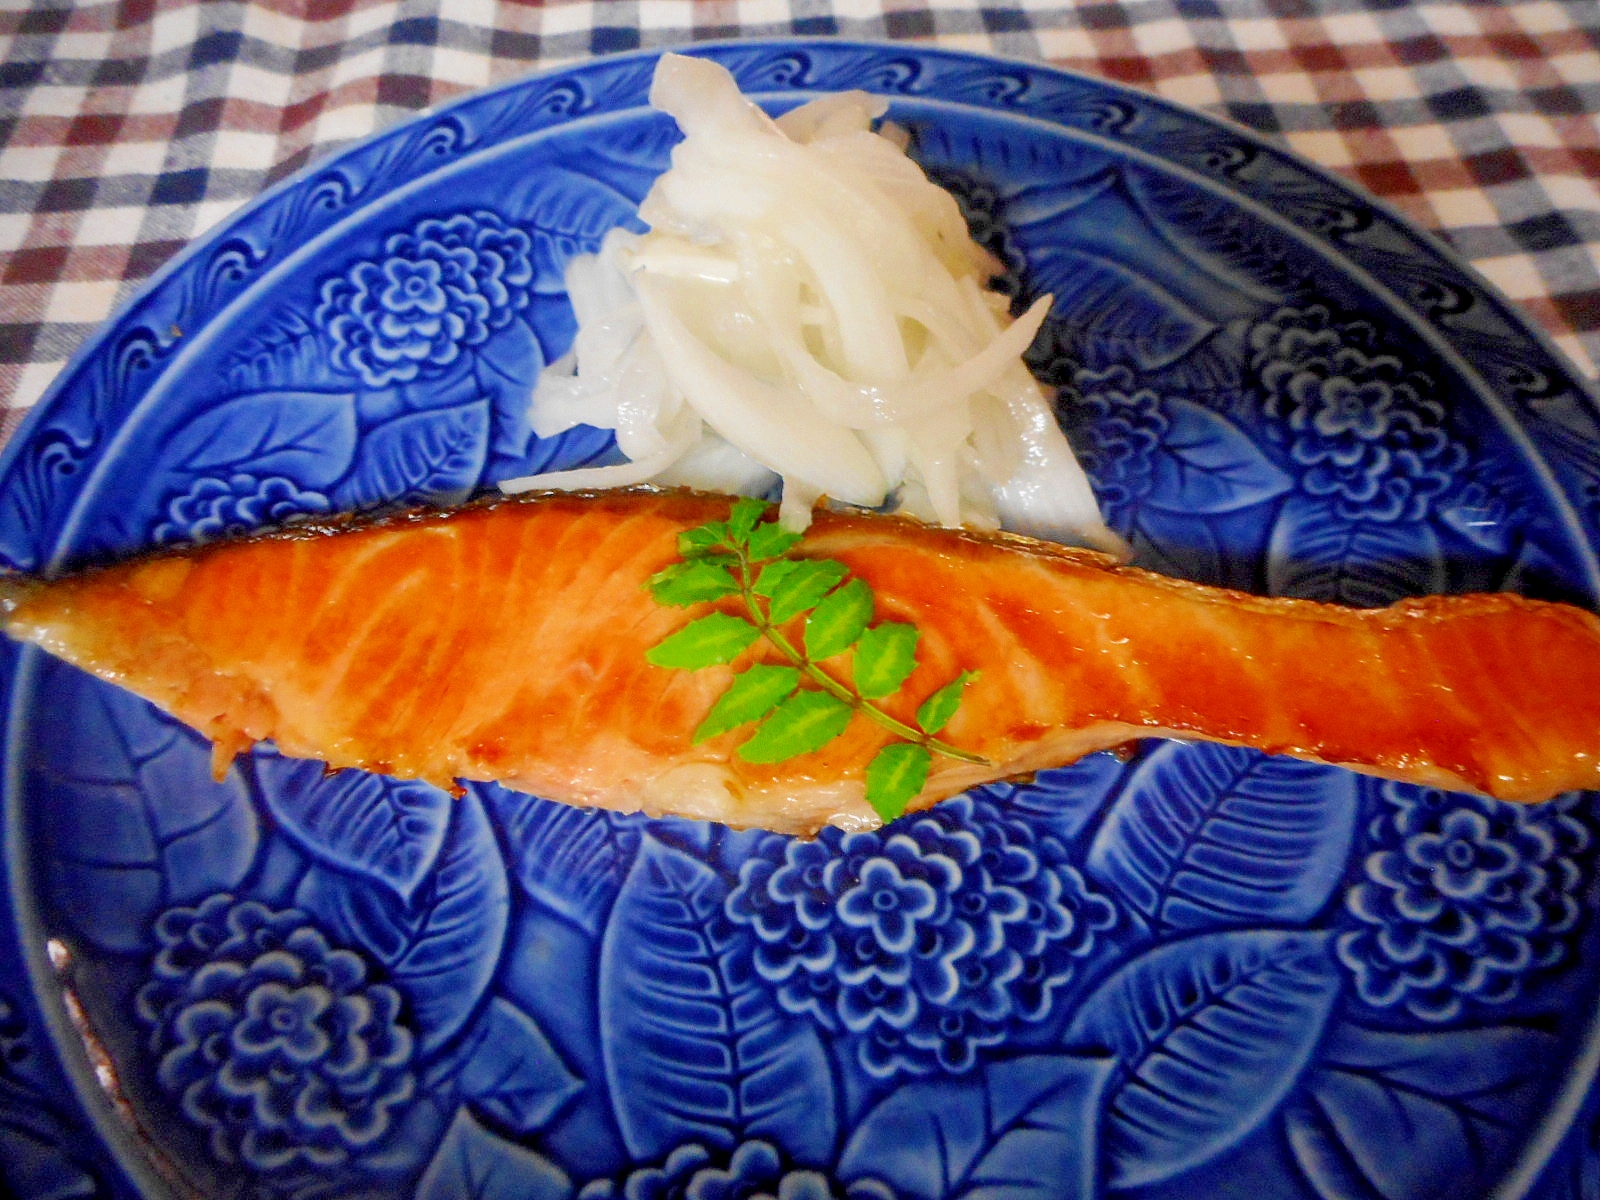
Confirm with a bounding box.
[4,488,1599,834]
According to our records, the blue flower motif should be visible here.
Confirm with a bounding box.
[576,1140,897,1200]
[136,894,417,1180]
[1067,365,1169,526]
[316,210,536,387]
[837,859,938,954]
[1337,786,1590,1021]
[153,473,331,546]
[726,795,1118,1078]
[1249,305,1466,523]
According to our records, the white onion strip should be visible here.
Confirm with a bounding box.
[501,52,1122,554]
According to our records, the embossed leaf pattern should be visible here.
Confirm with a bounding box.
[1144,398,1292,514]
[1269,493,1448,606]
[990,161,1238,371]
[1286,1023,1559,1200]
[333,398,491,511]
[161,389,359,488]
[1086,742,1362,934]
[25,660,259,953]
[598,836,836,1165]
[1064,929,1344,1187]
[446,998,583,1136]
[476,784,642,936]
[501,164,651,292]
[474,318,542,460]
[297,788,510,1056]
[1126,506,1227,588]
[839,1053,1114,1200]
[254,752,454,904]
[416,1108,571,1200]
[997,757,1128,844]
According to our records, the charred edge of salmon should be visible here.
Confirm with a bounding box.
[12,485,1133,587]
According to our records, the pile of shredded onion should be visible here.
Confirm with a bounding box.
[501,53,1120,552]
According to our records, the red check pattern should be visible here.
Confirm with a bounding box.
[2,0,1598,451]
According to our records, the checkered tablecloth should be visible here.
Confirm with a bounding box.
[2,0,1598,452]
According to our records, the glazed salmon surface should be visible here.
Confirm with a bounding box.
[7,488,1600,834]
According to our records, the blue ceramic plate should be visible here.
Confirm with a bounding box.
[4,40,1600,1200]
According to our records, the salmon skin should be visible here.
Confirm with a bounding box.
[4,487,1600,834]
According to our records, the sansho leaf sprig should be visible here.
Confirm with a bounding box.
[645,497,985,823]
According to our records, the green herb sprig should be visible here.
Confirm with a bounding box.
[645,497,984,823]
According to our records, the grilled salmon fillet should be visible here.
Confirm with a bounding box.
[4,488,1599,833]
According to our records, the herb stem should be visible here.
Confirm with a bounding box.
[737,550,987,766]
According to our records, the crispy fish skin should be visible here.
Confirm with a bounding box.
[5,488,1600,834]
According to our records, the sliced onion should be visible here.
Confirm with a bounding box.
[501,52,1121,552]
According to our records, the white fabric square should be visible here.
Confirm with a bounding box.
[1388,124,1455,160]
[228,63,294,109]
[343,3,401,41]
[431,47,492,90]
[1550,52,1600,85]
[190,198,246,239]
[1420,5,1479,37]
[1131,18,1194,57]
[1158,74,1224,109]
[148,4,201,53]
[50,29,115,62]
[1425,186,1501,227]
[1353,66,1420,100]
[71,205,150,246]
[1285,129,1356,168]
[1512,2,1577,36]
[1259,70,1319,104]
[99,138,171,177]
[312,104,383,149]
[0,213,34,254]
[1320,12,1385,46]
[209,129,279,171]
[128,75,188,115]
[7,362,64,413]
[240,3,306,48]
[538,5,595,38]
[21,83,88,118]
[42,279,120,324]
[641,1,695,27]
[1474,251,1545,299]
[1228,19,1287,52]
[328,45,387,89]
[2,145,63,183]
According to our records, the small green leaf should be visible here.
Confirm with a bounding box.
[647,613,759,669]
[857,624,921,700]
[727,497,768,544]
[693,664,800,743]
[648,559,739,607]
[865,742,930,823]
[747,520,803,561]
[767,560,849,625]
[805,577,873,661]
[678,522,730,558]
[737,690,853,763]
[853,622,919,699]
[752,558,803,598]
[916,670,979,735]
